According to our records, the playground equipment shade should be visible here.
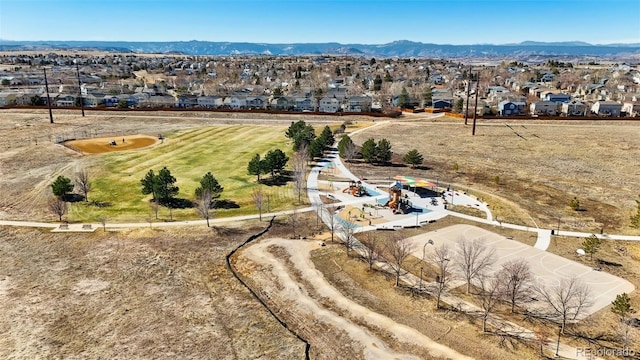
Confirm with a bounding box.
[392,175,436,188]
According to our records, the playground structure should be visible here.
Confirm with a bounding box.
[385,181,416,214]
[342,180,367,197]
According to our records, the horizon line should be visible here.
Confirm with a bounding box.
[1,39,640,47]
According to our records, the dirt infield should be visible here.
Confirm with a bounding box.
[64,135,160,154]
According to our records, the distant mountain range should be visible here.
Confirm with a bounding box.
[1,40,639,57]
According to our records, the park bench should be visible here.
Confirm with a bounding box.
[59,224,69,230]
[82,224,92,230]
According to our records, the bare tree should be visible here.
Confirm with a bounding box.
[149,199,159,220]
[384,234,414,287]
[74,169,92,202]
[195,188,213,227]
[325,204,338,243]
[252,187,265,221]
[344,141,356,165]
[360,231,381,271]
[288,207,299,239]
[428,244,454,309]
[478,274,504,332]
[498,258,533,313]
[48,197,67,222]
[536,277,593,334]
[99,216,107,232]
[292,144,309,203]
[339,216,359,256]
[455,237,495,294]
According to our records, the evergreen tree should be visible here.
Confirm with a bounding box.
[318,125,335,149]
[308,138,325,160]
[376,138,392,163]
[51,175,74,199]
[264,149,289,178]
[140,169,159,201]
[454,98,464,113]
[402,149,424,168]
[361,138,377,163]
[247,153,266,182]
[398,87,410,108]
[338,135,354,158]
[582,234,601,261]
[195,172,223,202]
[611,293,634,319]
[285,120,316,151]
[630,195,640,228]
[155,167,179,204]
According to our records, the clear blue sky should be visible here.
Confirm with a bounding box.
[1,0,638,45]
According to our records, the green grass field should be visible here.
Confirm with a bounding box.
[68,124,298,223]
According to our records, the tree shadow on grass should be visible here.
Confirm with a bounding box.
[260,175,291,187]
[214,199,240,209]
[160,197,193,209]
[64,194,85,203]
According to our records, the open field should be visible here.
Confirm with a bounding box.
[0,225,304,359]
[71,124,296,223]
[0,109,350,222]
[347,118,640,234]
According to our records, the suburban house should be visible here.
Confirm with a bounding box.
[561,100,586,116]
[82,93,101,107]
[55,94,76,107]
[269,96,293,110]
[229,96,247,109]
[319,95,341,113]
[246,96,266,110]
[294,97,315,112]
[487,86,510,100]
[197,96,223,108]
[498,100,527,116]
[591,101,622,116]
[621,101,640,117]
[104,95,121,107]
[432,89,453,109]
[176,95,198,108]
[346,96,372,112]
[543,93,571,103]
[530,101,558,116]
[0,92,17,106]
[16,92,37,106]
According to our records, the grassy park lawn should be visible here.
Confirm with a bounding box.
[68,125,297,223]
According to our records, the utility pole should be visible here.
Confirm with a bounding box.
[75,59,85,117]
[472,72,480,136]
[464,67,471,125]
[43,68,54,124]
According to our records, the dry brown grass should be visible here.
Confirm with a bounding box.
[310,243,541,359]
[348,119,640,234]
[0,225,304,359]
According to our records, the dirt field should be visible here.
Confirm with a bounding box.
[0,225,305,359]
[65,135,159,154]
[348,119,640,234]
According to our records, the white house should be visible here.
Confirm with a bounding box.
[319,96,341,113]
[346,96,372,112]
[591,101,622,117]
[622,102,640,117]
[530,101,558,116]
[561,100,586,116]
[0,92,18,106]
[229,96,247,109]
[197,96,223,108]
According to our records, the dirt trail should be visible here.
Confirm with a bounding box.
[240,238,474,360]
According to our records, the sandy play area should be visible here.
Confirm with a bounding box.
[64,135,160,154]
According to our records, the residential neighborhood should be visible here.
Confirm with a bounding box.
[1,53,639,118]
